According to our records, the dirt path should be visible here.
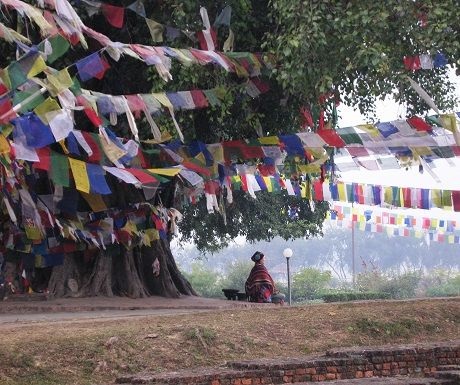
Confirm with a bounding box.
[0,294,267,327]
[0,308,216,327]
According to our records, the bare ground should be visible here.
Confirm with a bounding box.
[0,297,459,385]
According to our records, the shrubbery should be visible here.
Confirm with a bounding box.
[292,268,332,301]
[426,274,460,297]
[322,291,391,303]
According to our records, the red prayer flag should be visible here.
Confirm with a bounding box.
[81,132,102,163]
[102,4,125,28]
[407,116,432,132]
[240,175,248,191]
[33,147,51,171]
[84,108,103,127]
[403,56,421,70]
[196,28,217,50]
[190,90,209,108]
[313,180,324,201]
[126,168,158,184]
[452,191,460,212]
[402,187,412,208]
[93,57,111,80]
[317,129,345,148]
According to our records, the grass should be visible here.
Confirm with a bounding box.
[0,297,459,385]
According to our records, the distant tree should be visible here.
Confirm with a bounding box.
[292,267,332,301]
[222,260,254,291]
[184,263,222,298]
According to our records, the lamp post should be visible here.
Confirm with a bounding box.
[283,248,293,305]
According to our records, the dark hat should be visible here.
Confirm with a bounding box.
[251,251,264,262]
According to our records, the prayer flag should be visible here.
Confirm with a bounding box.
[50,152,69,187]
[145,19,164,43]
[86,163,111,195]
[76,53,105,82]
[69,158,90,193]
[102,4,125,28]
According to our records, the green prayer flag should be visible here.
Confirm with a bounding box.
[203,89,221,107]
[41,34,70,64]
[50,152,69,187]
[6,62,28,89]
[69,77,82,96]
[13,88,45,113]
[148,173,170,183]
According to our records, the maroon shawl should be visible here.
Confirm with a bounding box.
[245,262,276,303]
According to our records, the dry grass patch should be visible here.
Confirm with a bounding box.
[0,297,459,385]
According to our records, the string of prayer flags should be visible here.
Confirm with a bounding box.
[403,52,448,71]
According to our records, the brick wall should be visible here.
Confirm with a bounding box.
[116,340,460,385]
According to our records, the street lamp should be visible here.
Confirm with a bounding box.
[283,248,293,305]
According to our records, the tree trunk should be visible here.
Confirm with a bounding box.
[112,245,149,298]
[47,239,197,298]
[77,250,113,297]
[140,239,198,297]
[47,253,82,298]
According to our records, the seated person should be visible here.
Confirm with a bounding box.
[245,251,285,304]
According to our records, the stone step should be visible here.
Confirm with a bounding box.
[436,365,460,371]
[431,370,460,380]
[291,377,452,385]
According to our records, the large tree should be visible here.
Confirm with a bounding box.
[0,0,458,298]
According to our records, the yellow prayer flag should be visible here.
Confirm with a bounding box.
[431,219,438,229]
[27,56,47,78]
[300,182,307,198]
[258,136,280,145]
[59,140,69,154]
[440,114,458,132]
[384,187,392,205]
[0,134,10,154]
[356,124,380,137]
[145,228,160,242]
[152,93,172,108]
[148,168,181,176]
[68,158,90,193]
[411,147,433,157]
[0,68,11,89]
[99,133,126,162]
[432,189,442,208]
[122,220,137,235]
[46,68,73,96]
[262,176,273,192]
[170,48,193,64]
[194,152,206,165]
[397,215,404,225]
[81,192,107,212]
[297,164,321,173]
[34,97,60,124]
[142,132,172,144]
[337,183,346,202]
[448,235,454,244]
[207,144,224,163]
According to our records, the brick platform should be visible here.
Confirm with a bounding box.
[115,340,460,385]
